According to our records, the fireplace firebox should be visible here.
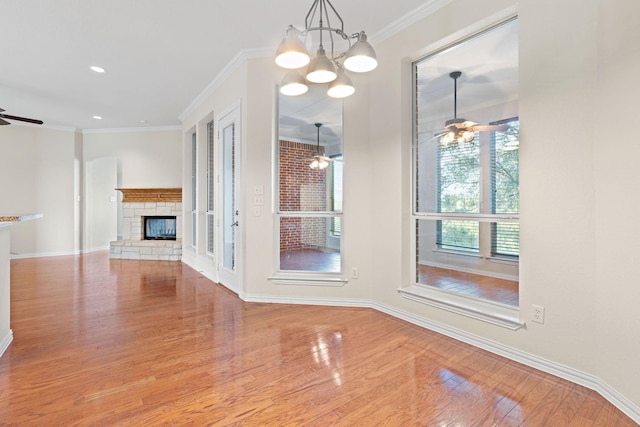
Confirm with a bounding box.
[144,216,177,240]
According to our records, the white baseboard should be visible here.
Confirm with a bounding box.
[0,329,13,358]
[11,250,75,259]
[243,293,640,423]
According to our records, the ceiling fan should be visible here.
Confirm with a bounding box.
[0,108,43,126]
[308,122,339,170]
[437,71,508,144]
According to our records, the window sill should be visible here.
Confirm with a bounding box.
[398,285,523,330]
[269,272,348,287]
[485,255,519,265]
[432,248,481,258]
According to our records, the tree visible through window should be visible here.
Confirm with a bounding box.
[436,133,480,252]
[491,118,519,257]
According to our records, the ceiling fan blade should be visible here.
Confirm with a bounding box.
[0,118,10,125]
[0,113,44,125]
[472,124,509,132]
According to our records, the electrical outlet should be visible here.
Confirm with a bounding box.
[531,304,545,324]
[351,267,359,279]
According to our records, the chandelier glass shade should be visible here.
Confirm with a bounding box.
[275,0,377,98]
[279,71,309,96]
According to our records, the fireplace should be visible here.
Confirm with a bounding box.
[110,188,182,261]
[143,216,177,241]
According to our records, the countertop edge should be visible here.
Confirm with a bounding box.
[0,213,44,223]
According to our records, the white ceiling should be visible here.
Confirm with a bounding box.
[0,0,433,131]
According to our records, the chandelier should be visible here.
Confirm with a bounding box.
[275,0,378,99]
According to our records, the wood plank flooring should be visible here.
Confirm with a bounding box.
[0,251,635,425]
[418,265,519,306]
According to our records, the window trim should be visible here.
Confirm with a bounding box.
[274,86,346,285]
[406,16,520,327]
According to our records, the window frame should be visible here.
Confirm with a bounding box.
[405,16,522,330]
[206,120,215,256]
[269,87,346,286]
[191,132,197,249]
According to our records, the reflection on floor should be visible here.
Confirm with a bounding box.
[418,265,519,306]
[279,250,518,306]
[280,248,340,272]
[3,252,634,425]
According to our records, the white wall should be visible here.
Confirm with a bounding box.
[0,126,181,255]
[593,1,640,409]
[82,129,182,188]
[0,225,12,356]
[82,129,182,247]
[0,126,80,256]
[184,0,640,417]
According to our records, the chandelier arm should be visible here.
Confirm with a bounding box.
[305,0,321,30]
[322,0,336,59]
[318,0,324,47]
[323,0,344,34]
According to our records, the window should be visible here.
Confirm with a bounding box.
[411,18,519,308]
[275,85,343,277]
[435,133,480,253]
[330,155,343,237]
[191,132,197,248]
[490,118,520,257]
[206,120,215,255]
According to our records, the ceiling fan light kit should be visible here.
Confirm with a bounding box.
[438,71,510,146]
[275,0,377,99]
[309,122,331,170]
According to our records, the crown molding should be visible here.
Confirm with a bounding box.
[369,0,453,45]
[179,1,453,124]
[81,125,182,135]
[179,47,272,123]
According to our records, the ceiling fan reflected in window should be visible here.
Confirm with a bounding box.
[437,71,509,145]
[309,122,341,170]
[0,108,43,126]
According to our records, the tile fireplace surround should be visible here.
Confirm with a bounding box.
[109,188,182,261]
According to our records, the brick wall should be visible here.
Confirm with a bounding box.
[279,140,327,251]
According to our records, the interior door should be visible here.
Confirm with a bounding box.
[217,105,241,292]
[85,156,117,250]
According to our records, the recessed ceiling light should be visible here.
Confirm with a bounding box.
[90,66,105,73]
[93,115,102,120]
[140,120,149,124]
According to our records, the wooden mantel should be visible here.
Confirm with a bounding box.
[116,188,182,203]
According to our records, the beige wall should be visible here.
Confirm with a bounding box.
[0,126,80,256]
[181,0,640,416]
[83,129,182,246]
[0,126,181,254]
[0,225,11,356]
[83,129,182,188]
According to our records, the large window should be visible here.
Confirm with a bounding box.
[412,18,519,307]
[276,85,343,275]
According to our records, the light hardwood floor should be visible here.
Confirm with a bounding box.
[0,252,635,425]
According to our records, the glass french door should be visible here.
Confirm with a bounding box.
[217,105,241,292]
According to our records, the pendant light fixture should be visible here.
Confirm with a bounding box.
[275,0,377,99]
